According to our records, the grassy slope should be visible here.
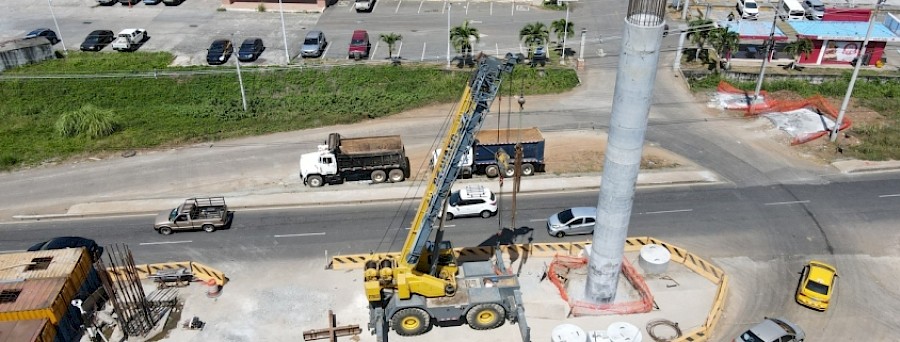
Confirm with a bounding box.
[0,52,580,170]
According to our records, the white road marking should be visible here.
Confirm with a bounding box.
[421,42,427,61]
[370,42,378,60]
[395,0,401,13]
[490,2,492,16]
[273,232,326,238]
[418,0,424,14]
[396,41,403,57]
[140,240,192,246]
[529,218,547,222]
[511,1,514,16]
[466,1,469,15]
[764,200,810,206]
[643,209,693,215]
[878,193,900,198]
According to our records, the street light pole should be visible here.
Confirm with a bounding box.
[447,3,452,67]
[831,2,882,142]
[232,35,248,112]
[278,0,290,64]
[753,0,784,101]
[47,0,67,56]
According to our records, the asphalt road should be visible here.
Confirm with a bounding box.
[3,174,900,339]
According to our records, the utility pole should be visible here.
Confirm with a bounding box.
[47,0,67,56]
[673,24,688,70]
[557,0,577,65]
[753,0,785,100]
[585,0,666,303]
[278,0,290,64]
[447,3,452,67]
[832,1,883,141]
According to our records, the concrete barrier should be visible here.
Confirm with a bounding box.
[106,261,229,286]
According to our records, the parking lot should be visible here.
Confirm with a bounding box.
[1,0,617,66]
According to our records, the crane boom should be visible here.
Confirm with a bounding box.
[401,56,512,267]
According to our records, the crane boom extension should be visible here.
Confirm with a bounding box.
[401,56,512,267]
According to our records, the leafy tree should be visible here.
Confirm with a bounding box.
[708,27,740,71]
[519,22,550,58]
[379,33,402,59]
[784,38,813,70]
[686,11,714,62]
[450,20,480,56]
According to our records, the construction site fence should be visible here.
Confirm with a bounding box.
[328,236,728,342]
[717,81,851,145]
[105,261,229,286]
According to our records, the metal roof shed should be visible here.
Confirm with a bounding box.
[791,21,900,65]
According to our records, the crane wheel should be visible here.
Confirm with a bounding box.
[521,163,535,176]
[391,308,431,336]
[372,170,387,183]
[466,303,505,330]
[388,169,405,182]
[485,165,500,178]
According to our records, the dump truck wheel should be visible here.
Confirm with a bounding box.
[521,163,535,176]
[485,165,500,178]
[389,169,405,182]
[307,175,324,187]
[504,167,516,178]
[391,308,430,336]
[466,303,505,330]
[202,224,216,233]
[372,170,387,183]
[159,227,173,235]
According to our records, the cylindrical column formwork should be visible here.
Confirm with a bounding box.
[585,0,666,303]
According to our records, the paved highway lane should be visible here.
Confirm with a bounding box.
[3,176,900,338]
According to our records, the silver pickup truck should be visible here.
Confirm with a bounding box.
[154,197,233,235]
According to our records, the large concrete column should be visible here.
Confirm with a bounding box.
[585,0,666,303]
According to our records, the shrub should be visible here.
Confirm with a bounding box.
[257,2,266,12]
[55,104,120,139]
[0,154,20,171]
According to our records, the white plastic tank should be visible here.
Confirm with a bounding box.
[638,244,671,275]
[551,324,587,342]
[607,322,642,342]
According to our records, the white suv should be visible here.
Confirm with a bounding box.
[443,185,497,220]
[737,0,759,20]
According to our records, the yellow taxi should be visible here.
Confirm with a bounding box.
[795,260,837,311]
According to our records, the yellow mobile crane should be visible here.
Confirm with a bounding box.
[364,55,530,342]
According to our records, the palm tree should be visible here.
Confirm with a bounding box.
[784,38,813,70]
[519,22,550,59]
[450,20,480,56]
[708,28,740,71]
[379,33,402,59]
[550,18,574,46]
[686,12,714,62]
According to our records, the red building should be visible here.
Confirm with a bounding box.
[792,9,900,66]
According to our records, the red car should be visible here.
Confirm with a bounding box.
[348,30,370,60]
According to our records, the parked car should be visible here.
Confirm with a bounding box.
[119,0,140,5]
[207,39,234,65]
[795,260,837,311]
[441,185,497,220]
[530,46,547,67]
[28,236,104,262]
[354,0,375,12]
[25,28,59,45]
[301,30,327,58]
[736,0,759,20]
[80,30,115,51]
[734,317,805,342]
[111,28,148,52]
[143,0,162,4]
[547,207,596,238]
[97,0,117,6]
[802,0,825,20]
[348,30,370,59]
[238,38,265,62]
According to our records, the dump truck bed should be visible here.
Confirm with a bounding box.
[475,128,543,145]
[338,135,404,155]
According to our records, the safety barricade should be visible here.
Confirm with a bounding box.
[106,261,229,286]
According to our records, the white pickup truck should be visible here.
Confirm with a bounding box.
[111,28,147,52]
[354,0,375,12]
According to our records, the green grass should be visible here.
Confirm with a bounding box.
[0,52,579,171]
[689,74,900,160]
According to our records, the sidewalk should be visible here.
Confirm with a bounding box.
[14,169,721,220]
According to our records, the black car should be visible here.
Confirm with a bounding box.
[207,39,234,65]
[28,236,104,262]
[80,30,115,51]
[237,38,265,62]
[25,28,59,45]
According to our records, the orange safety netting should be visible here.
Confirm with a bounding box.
[717,81,852,145]
[548,255,654,317]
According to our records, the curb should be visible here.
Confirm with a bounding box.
[11,170,723,221]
